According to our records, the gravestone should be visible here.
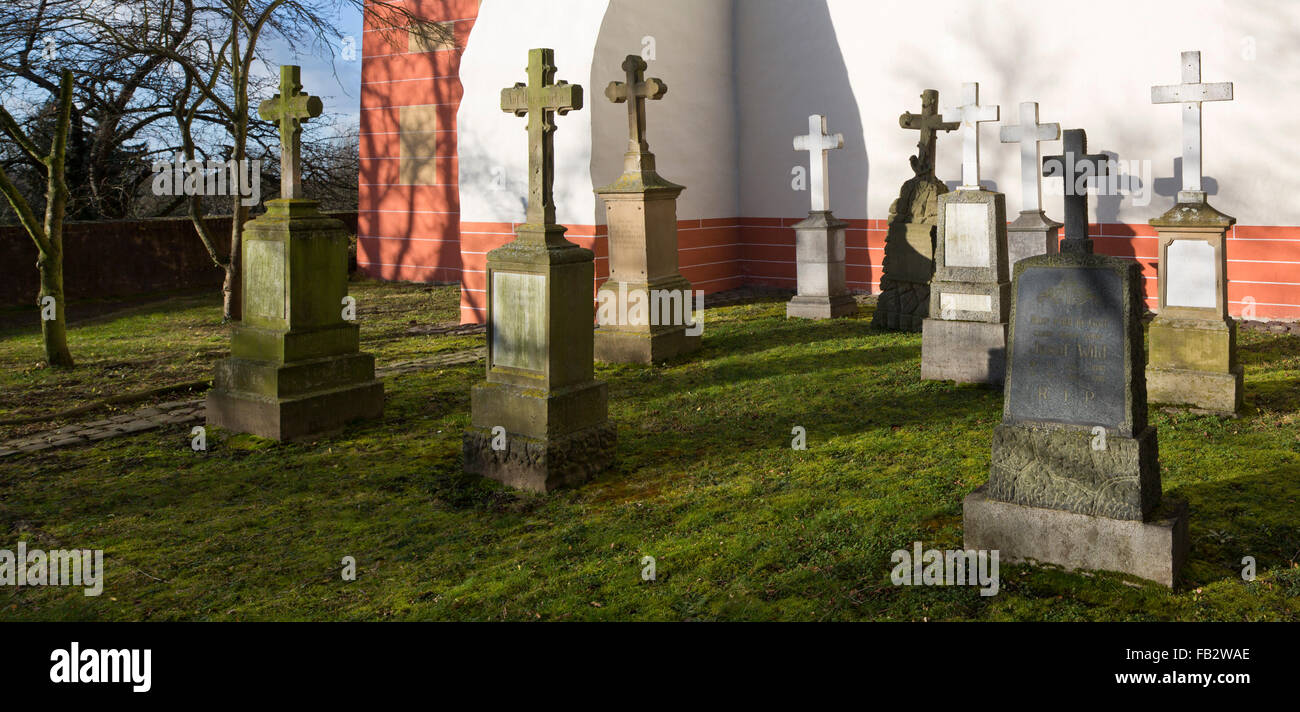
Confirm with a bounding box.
[206,66,383,440]
[964,192,1189,588]
[920,83,1010,384]
[872,89,958,331]
[463,48,616,492]
[594,55,699,362]
[786,114,856,319]
[1044,129,1108,253]
[999,101,1062,266]
[1146,51,1241,415]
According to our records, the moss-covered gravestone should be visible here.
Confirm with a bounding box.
[594,55,700,362]
[963,173,1189,588]
[206,66,383,440]
[463,48,616,492]
[872,90,957,332]
[1146,51,1241,415]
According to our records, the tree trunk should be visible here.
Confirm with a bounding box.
[36,246,74,368]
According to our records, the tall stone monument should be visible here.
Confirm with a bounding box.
[963,176,1188,588]
[1146,51,1241,415]
[999,101,1062,266]
[594,55,699,363]
[872,90,958,332]
[786,114,856,319]
[207,66,383,440]
[920,83,1010,384]
[463,48,616,492]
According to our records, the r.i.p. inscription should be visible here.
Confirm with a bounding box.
[1007,267,1125,427]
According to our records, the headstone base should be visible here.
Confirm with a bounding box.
[463,422,617,493]
[963,486,1189,588]
[1146,316,1243,415]
[207,355,384,441]
[787,211,856,320]
[920,318,1007,384]
[873,221,938,332]
[988,423,1160,521]
[871,279,929,332]
[1006,210,1061,267]
[786,294,857,320]
[594,325,700,364]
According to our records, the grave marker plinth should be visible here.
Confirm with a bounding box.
[207,66,382,441]
[787,114,856,319]
[594,55,699,363]
[463,48,615,492]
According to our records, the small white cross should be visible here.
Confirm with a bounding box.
[943,82,999,191]
[793,114,843,212]
[1151,50,1232,198]
[999,101,1059,213]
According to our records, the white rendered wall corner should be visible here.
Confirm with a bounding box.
[456,0,610,226]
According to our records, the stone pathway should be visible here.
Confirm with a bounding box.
[0,347,486,459]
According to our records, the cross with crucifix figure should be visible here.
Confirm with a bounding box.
[999,101,1059,214]
[793,114,844,213]
[606,55,666,174]
[942,82,999,191]
[1151,50,1232,203]
[1043,128,1108,253]
[259,65,323,200]
[501,48,584,227]
[900,89,958,178]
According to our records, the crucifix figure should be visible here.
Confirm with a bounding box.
[793,114,844,213]
[501,48,584,227]
[259,65,323,200]
[1043,128,1108,253]
[900,89,958,178]
[1151,51,1232,202]
[999,101,1060,214]
[942,82,999,191]
[605,55,666,174]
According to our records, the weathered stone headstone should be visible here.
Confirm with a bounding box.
[594,55,699,362]
[872,89,958,331]
[999,101,1062,265]
[920,83,1010,384]
[1146,51,1241,415]
[964,186,1188,588]
[786,114,855,319]
[463,48,615,492]
[207,66,383,440]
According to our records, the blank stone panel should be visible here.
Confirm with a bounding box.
[491,271,546,372]
[1165,239,1216,308]
[399,105,439,185]
[944,202,991,268]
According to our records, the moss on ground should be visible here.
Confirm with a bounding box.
[0,284,1297,621]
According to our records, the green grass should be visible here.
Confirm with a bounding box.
[1,283,1298,620]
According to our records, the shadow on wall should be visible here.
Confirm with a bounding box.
[736,0,866,220]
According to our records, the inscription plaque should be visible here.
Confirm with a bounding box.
[491,271,547,372]
[1165,239,1216,309]
[943,202,990,268]
[1006,266,1125,427]
[245,239,286,321]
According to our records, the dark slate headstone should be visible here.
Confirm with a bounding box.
[986,251,1159,520]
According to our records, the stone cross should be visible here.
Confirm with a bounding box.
[999,101,1059,213]
[942,82,999,191]
[605,54,665,171]
[258,65,323,201]
[793,114,844,213]
[1043,128,1108,252]
[1151,50,1232,200]
[501,48,584,227]
[900,89,958,178]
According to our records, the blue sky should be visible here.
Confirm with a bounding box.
[260,3,365,135]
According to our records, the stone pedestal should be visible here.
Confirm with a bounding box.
[874,221,937,332]
[1006,209,1061,267]
[921,189,1010,384]
[594,174,700,363]
[786,211,856,319]
[1146,199,1241,415]
[464,226,616,492]
[964,249,1188,587]
[207,200,383,440]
